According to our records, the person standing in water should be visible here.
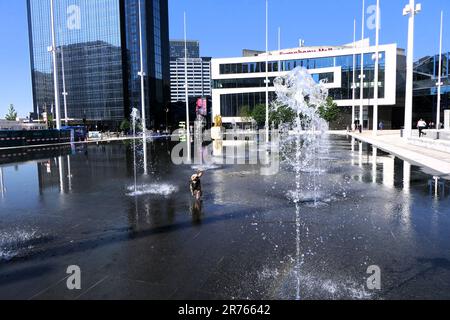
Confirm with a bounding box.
[190,170,204,201]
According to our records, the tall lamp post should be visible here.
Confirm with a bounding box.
[138,0,147,132]
[436,11,444,131]
[138,0,148,175]
[352,19,357,129]
[372,0,380,136]
[403,0,422,139]
[359,0,365,131]
[49,0,61,130]
[264,0,270,143]
[61,39,68,126]
[184,12,191,163]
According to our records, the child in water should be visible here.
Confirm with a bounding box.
[190,170,204,201]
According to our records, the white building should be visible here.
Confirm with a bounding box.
[170,57,212,103]
[211,41,406,129]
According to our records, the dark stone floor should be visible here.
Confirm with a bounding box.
[0,136,449,300]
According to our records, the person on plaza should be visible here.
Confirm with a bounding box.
[190,170,204,201]
[417,119,427,137]
[358,123,362,134]
[378,121,384,131]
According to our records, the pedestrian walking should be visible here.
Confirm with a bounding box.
[417,119,427,138]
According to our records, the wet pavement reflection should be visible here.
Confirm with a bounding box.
[0,135,449,300]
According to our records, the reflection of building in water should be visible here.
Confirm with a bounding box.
[38,159,64,194]
[372,147,378,184]
[37,144,129,194]
[429,176,446,198]
[351,137,355,166]
[381,155,395,188]
[403,160,411,193]
[358,142,363,168]
[0,167,5,198]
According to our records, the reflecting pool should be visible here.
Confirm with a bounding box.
[0,135,449,299]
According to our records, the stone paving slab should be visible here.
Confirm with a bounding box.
[337,131,450,176]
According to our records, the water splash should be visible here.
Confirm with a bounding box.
[0,229,44,261]
[131,108,141,194]
[126,183,178,197]
[273,67,329,300]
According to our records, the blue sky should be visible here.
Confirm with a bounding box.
[1,0,449,117]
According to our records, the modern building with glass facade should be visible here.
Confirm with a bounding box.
[212,41,406,129]
[413,52,450,125]
[170,40,200,59]
[27,0,170,129]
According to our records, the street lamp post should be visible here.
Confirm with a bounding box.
[359,0,365,131]
[352,19,357,130]
[184,12,191,163]
[138,0,148,175]
[403,0,422,139]
[49,0,61,130]
[61,44,69,126]
[372,0,380,136]
[138,0,147,132]
[265,0,270,143]
[436,11,444,131]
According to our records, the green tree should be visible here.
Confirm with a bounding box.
[5,104,17,121]
[317,97,340,123]
[120,119,131,133]
[238,105,252,122]
[47,114,54,129]
[270,103,296,127]
[251,104,267,127]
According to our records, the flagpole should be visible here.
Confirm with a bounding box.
[265,0,270,143]
[49,0,61,130]
[352,19,357,130]
[359,0,365,131]
[436,11,444,130]
[138,0,148,175]
[372,0,380,135]
[184,12,191,163]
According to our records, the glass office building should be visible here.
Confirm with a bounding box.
[27,0,170,128]
[170,40,200,59]
[413,53,450,124]
[212,43,406,129]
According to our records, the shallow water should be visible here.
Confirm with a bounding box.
[0,135,449,300]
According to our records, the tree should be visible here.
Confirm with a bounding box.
[317,97,340,123]
[238,105,252,123]
[5,104,17,121]
[251,104,267,127]
[270,103,296,127]
[119,119,131,133]
[47,114,54,129]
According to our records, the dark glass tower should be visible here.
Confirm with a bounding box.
[27,0,170,128]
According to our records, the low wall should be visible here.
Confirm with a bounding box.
[0,130,71,148]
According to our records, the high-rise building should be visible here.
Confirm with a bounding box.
[27,0,171,128]
[170,40,200,59]
[170,57,211,103]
